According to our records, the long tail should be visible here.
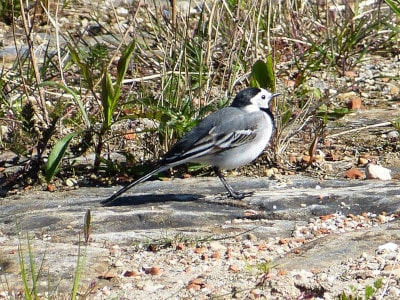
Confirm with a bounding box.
[101,165,169,206]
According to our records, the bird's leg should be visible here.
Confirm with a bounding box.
[213,167,250,200]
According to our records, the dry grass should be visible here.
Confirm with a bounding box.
[0,0,398,182]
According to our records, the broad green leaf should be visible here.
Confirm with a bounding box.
[265,55,276,91]
[250,57,276,91]
[45,131,80,182]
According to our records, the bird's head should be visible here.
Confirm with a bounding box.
[231,87,280,112]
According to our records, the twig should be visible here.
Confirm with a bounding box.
[0,117,22,124]
[18,0,49,124]
[12,21,30,99]
[170,0,177,28]
[326,121,392,138]
[40,0,66,83]
[122,71,210,84]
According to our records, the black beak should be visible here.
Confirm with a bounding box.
[272,93,281,98]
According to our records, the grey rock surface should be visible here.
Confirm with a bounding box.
[1,175,399,297]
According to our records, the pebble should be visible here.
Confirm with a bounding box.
[389,286,400,297]
[291,269,313,283]
[337,91,357,100]
[263,168,275,177]
[323,163,334,173]
[378,214,388,223]
[347,97,362,109]
[387,130,399,142]
[358,157,369,165]
[114,260,123,267]
[246,233,258,242]
[116,7,129,17]
[209,241,227,251]
[109,245,121,257]
[345,168,364,179]
[377,242,398,254]
[365,163,392,180]
[0,125,8,140]
[98,271,116,280]
[65,178,78,187]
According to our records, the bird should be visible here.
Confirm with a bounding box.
[101,87,280,206]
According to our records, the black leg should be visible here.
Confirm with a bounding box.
[213,167,249,200]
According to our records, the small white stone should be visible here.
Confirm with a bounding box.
[387,130,399,142]
[377,242,398,254]
[65,178,75,187]
[389,286,400,297]
[0,125,8,136]
[116,7,129,17]
[114,260,123,267]
[291,269,314,283]
[328,89,338,95]
[264,168,275,177]
[365,163,391,180]
[327,275,336,284]
[324,164,334,173]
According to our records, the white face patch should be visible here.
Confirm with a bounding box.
[250,88,275,109]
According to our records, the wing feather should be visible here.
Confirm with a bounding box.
[162,107,261,166]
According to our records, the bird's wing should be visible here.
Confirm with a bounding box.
[163,108,261,165]
[193,127,256,153]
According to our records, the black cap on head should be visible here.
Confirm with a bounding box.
[231,87,261,107]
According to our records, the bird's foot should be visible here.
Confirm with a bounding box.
[203,194,252,209]
[228,190,254,200]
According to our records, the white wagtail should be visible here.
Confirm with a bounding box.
[101,87,279,206]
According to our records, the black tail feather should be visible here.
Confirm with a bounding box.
[101,166,168,206]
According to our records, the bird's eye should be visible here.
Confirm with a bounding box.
[261,95,266,99]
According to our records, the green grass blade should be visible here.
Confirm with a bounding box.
[26,237,38,298]
[18,237,31,300]
[67,42,93,90]
[384,0,400,16]
[100,41,135,131]
[71,239,86,300]
[116,41,135,86]
[40,81,91,127]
